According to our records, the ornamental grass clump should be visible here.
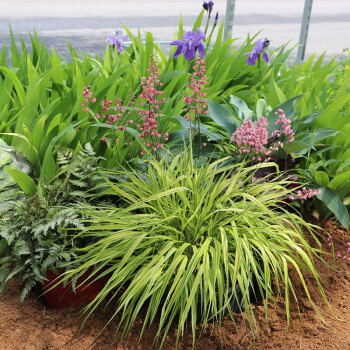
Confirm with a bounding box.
[61,150,329,348]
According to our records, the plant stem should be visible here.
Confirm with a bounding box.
[204,15,210,35]
[88,113,91,144]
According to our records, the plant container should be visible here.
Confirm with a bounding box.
[41,268,110,309]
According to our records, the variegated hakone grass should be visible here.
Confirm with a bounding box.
[60,151,330,348]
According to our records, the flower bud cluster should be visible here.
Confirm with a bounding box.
[231,108,295,162]
[289,187,321,201]
[231,117,271,161]
[183,57,208,122]
[82,85,96,112]
[271,109,295,147]
[137,56,168,154]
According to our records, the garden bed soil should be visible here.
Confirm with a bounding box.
[1,220,350,350]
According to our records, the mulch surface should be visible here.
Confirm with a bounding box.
[1,220,350,350]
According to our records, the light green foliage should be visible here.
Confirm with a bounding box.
[60,150,328,348]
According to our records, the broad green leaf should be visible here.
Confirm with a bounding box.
[170,116,222,141]
[256,99,267,117]
[295,128,339,145]
[5,167,37,196]
[230,95,254,121]
[314,171,329,186]
[328,171,350,191]
[317,186,349,230]
[207,100,238,136]
[283,140,311,154]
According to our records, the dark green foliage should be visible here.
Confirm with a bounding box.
[0,143,104,300]
[56,142,105,200]
[0,198,82,301]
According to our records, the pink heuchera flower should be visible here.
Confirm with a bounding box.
[82,85,97,112]
[289,188,321,201]
[136,55,168,154]
[231,108,295,162]
[183,57,208,122]
[272,109,295,147]
[231,116,271,160]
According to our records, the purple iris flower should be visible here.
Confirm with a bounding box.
[243,39,269,66]
[170,28,206,60]
[106,35,128,53]
[203,1,214,14]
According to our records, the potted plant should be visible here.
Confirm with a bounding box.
[0,143,108,306]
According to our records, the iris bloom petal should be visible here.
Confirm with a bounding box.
[243,39,269,66]
[116,41,123,53]
[106,36,116,45]
[197,42,206,58]
[183,31,197,41]
[263,51,269,64]
[171,28,206,60]
[246,53,258,66]
[170,40,185,46]
[184,44,196,60]
[173,44,186,58]
[195,27,206,41]
[254,39,264,54]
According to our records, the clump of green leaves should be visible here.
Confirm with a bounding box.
[0,197,83,301]
[56,142,105,200]
[60,150,329,349]
[0,143,104,300]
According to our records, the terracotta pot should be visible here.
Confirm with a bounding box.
[41,268,110,309]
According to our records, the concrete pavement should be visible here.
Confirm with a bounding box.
[0,0,349,60]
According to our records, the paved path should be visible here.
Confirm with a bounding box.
[0,0,349,60]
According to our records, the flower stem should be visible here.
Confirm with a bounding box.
[204,15,210,35]
[258,56,262,84]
